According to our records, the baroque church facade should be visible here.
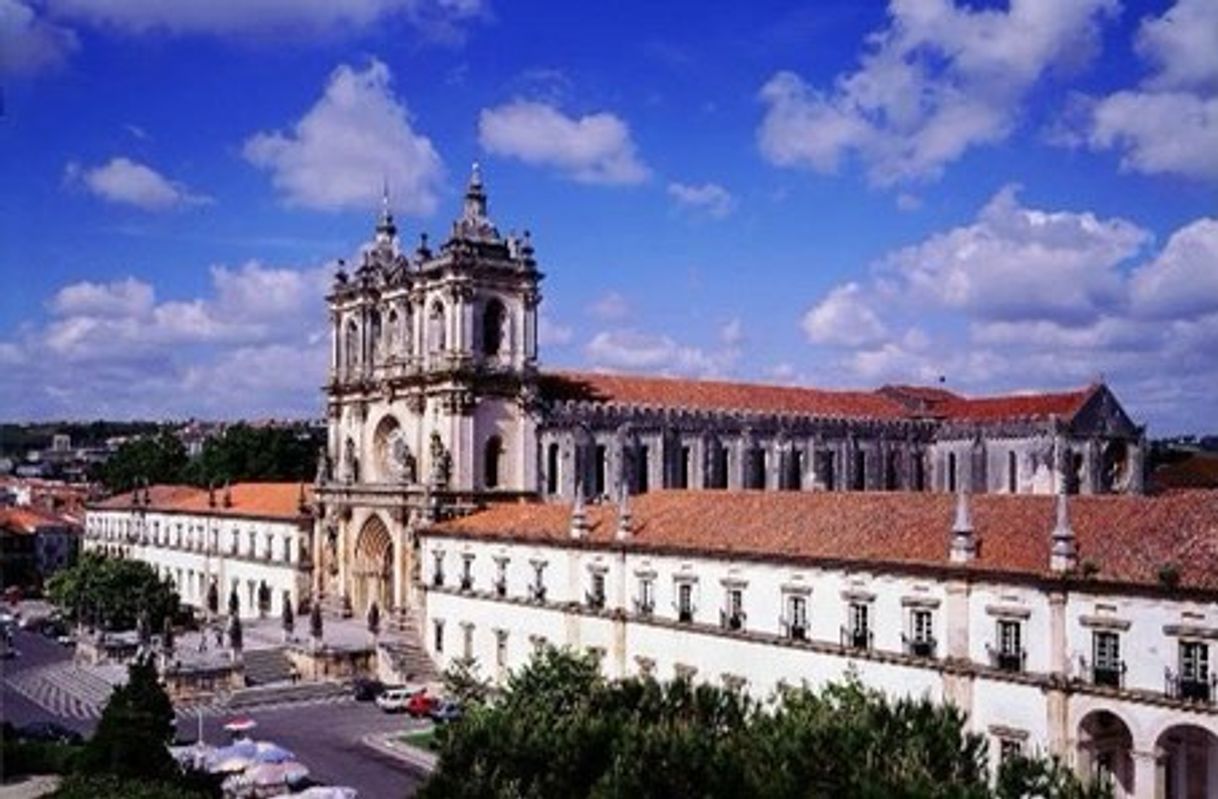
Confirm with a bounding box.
[312,167,1146,619]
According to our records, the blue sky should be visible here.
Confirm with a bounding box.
[1,0,1215,433]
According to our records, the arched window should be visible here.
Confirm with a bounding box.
[482,299,506,356]
[429,300,446,354]
[345,319,359,375]
[386,309,399,355]
[369,310,383,363]
[947,452,958,493]
[484,435,503,489]
[546,443,560,494]
[1008,450,1018,493]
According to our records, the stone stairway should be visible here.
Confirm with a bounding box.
[241,647,293,686]
[379,608,438,684]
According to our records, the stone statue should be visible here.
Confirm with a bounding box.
[429,431,452,488]
[315,446,331,485]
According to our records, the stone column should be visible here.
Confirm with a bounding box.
[1083,438,1100,495]
[1129,749,1159,799]
[1128,435,1146,494]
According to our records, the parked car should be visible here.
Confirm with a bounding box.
[375,685,425,713]
[352,677,385,702]
[16,721,83,745]
[429,699,463,724]
[405,692,436,718]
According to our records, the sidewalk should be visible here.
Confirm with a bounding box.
[0,775,60,799]
[361,730,438,775]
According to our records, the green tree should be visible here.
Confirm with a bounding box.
[51,774,210,799]
[419,648,1111,799]
[75,658,177,781]
[47,554,179,632]
[181,424,322,486]
[96,431,188,494]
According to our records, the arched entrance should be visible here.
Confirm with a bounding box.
[1077,710,1134,797]
[352,515,393,616]
[1156,724,1218,799]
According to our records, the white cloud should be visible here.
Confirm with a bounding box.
[478,100,649,185]
[667,181,735,218]
[798,191,1218,432]
[757,0,1117,185]
[895,193,922,212]
[539,314,574,347]
[49,276,155,317]
[42,0,486,40]
[587,291,631,321]
[1064,0,1218,180]
[1129,217,1218,319]
[876,184,1147,324]
[585,329,732,376]
[0,0,77,76]
[64,157,210,211]
[801,282,887,347]
[244,59,443,213]
[719,318,744,347]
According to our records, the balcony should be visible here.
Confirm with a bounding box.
[841,626,873,651]
[677,607,694,624]
[720,609,746,632]
[1166,670,1215,703]
[987,644,1027,673]
[634,597,654,616]
[432,572,445,588]
[586,591,605,611]
[1080,657,1126,689]
[529,584,547,603]
[493,578,507,598]
[780,617,807,641]
[902,634,937,659]
[459,576,473,593]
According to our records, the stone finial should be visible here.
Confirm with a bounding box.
[222,481,233,508]
[1050,490,1078,573]
[949,488,976,564]
[376,179,396,242]
[615,485,632,542]
[207,481,216,508]
[570,482,590,540]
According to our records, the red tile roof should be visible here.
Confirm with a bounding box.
[92,483,311,521]
[541,372,909,420]
[431,490,1218,593]
[541,371,1097,424]
[0,507,80,535]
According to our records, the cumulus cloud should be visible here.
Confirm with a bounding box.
[1063,0,1218,180]
[757,0,1117,185]
[539,314,574,347]
[585,329,735,376]
[478,100,649,185]
[64,157,211,211]
[244,60,443,214]
[798,191,1218,432]
[667,181,735,218]
[42,0,486,40]
[1,261,332,418]
[587,291,631,321]
[0,0,78,76]
[801,282,887,347]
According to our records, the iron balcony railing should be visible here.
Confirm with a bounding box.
[493,578,507,597]
[780,617,807,641]
[634,597,655,616]
[841,625,873,651]
[1079,656,1126,689]
[1165,669,1215,703]
[902,633,937,659]
[720,609,747,631]
[987,644,1027,673]
[528,584,547,603]
[586,591,606,611]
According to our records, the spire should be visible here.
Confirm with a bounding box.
[616,484,633,542]
[1050,490,1078,573]
[949,487,976,564]
[570,481,589,540]
[463,161,487,221]
[375,179,396,243]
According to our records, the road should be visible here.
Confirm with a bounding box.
[1,626,429,798]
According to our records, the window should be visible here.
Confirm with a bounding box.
[907,609,935,657]
[636,446,650,493]
[462,623,474,660]
[818,450,836,491]
[884,451,899,491]
[635,576,655,615]
[1091,631,1123,688]
[433,620,444,653]
[948,452,958,493]
[546,443,560,495]
[460,554,474,592]
[722,587,745,630]
[482,299,505,356]
[1007,451,1018,493]
[747,447,766,490]
[783,450,802,491]
[676,446,690,489]
[709,445,729,489]
[997,737,1023,763]
[594,445,607,496]
[1177,641,1211,700]
[995,620,1024,672]
[495,630,508,667]
[912,454,925,491]
[848,602,871,649]
[530,562,547,602]
[677,581,695,623]
[785,595,808,640]
[494,559,508,597]
[429,300,446,354]
[484,436,503,489]
[853,450,866,491]
[432,551,445,587]
[587,571,606,610]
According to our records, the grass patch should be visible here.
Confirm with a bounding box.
[400,727,439,751]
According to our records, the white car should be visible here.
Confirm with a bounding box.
[374,684,425,713]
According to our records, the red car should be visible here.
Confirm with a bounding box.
[405,691,436,718]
